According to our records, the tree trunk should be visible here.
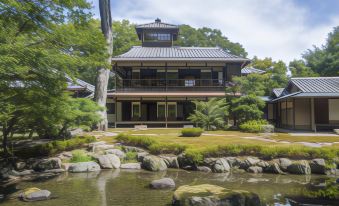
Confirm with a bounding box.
[95,0,113,131]
[2,125,9,156]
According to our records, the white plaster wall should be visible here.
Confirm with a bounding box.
[295,99,311,126]
[329,99,339,121]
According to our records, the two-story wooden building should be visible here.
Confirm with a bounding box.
[108,19,250,127]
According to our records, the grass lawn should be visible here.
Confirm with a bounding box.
[97,128,339,150]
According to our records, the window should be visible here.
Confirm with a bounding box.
[132,102,140,118]
[106,103,115,114]
[167,102,177,119]
[144,32,171,41]
[185,79,195,87]
[157,102,166,118]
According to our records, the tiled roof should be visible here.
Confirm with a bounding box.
[136,19,178,29]
[290,77,339,93]
[241,67,266,75]
[66,76,95,93]
[112,46,249,62]
[271,77,339,102]
[272,88,284,97]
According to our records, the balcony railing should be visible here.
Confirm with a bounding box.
[117,79,228,91]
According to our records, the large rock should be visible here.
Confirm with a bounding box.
[172,184,261,206]
[0,162,12,179]
[197,166,212,173]
[224,157,240,168]
[98,154,120,169]
[123,146,145,153]
[278,158,292,172]
[19,188,51,202]
[33,158,61,172]
[177,154,197,170]
[68,162,101,173]
[334,129,339,135]
[120,163,141,169]
[137,152,149,162]
[264,162,285,174]
[212,158,230,173]
[262,125,274,133]
[241,157,260,169]
[309,159,327,174]
[150,178,175,189]
[93,144,115,154]
[160,155,179,168]
[287,160,311,175]
[142,155,167,171]
[105,149,126,159]
[15,162,26,171]
[247,166,263,174]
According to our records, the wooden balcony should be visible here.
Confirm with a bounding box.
[116,79,229,91]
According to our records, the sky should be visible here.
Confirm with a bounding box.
[89,0,339,63]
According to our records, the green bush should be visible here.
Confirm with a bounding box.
[181,128,204,137]
[239,119,270,133]
[123,151,138,163]
[70,150,93,163]
[14,135,96,158]
[116,133,186,155]
[116,133,156,147]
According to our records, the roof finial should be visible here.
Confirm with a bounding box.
[155,18,161,23]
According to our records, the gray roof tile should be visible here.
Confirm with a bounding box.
[112,46,249,62]
[241,67,266,75]
[272,88,285,97]
[291,77,339,93]
[136,20,178,29]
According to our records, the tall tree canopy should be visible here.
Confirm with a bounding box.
[0,0,105,155]
[233,58,289,96]
[302,26,339,76]
[289,59,318,77]
[176,25,247,57]
[109,20,247,58]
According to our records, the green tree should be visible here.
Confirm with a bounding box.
[188,98,229,130]
[0,1,105,155]
[113,20,140,55]
[289,59,318,77]
[175,25,247,57]
[231,95,265,125]
[232,74,267,96]
[250,56,274,71]
[302,26,339,76]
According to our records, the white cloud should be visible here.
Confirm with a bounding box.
[92,0,339,63]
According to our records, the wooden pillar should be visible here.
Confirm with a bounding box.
[311,98,316,132]
[165,63,168,92]
[293,99,296,130]
[165,96,168,128]
[114,97,117,128]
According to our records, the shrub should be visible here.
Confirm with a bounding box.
[181,128,204,137]
[239,119,272,133]
[123,151,138,163]
[14,135,96,158]
[70,150,92,163]
[116,133,156,148]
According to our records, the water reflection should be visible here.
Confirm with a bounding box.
[0,169,337,206]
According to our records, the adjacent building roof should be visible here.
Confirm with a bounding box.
[271,77,339,102]
[241,67,266,75]
[290,77,339,93]
[272,88,285,97]
[112,46,249,62]
[135,18,178,29]
[66,76,95,93]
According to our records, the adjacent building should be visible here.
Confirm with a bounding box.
[267,77,339,131]
[108,18,250,127]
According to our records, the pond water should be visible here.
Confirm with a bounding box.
[0,169,338,206]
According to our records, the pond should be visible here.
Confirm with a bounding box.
[0,169,338,206]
